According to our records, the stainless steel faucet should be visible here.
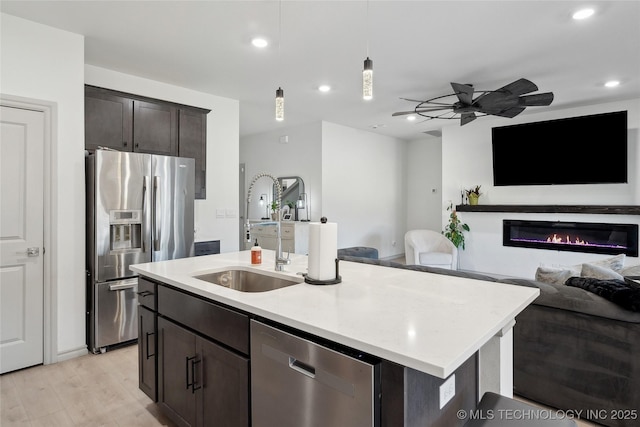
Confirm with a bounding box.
[245,173,291,271]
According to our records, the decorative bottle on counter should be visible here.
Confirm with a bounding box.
[251,239,262,265]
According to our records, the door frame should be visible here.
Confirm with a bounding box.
[1,93,57,365]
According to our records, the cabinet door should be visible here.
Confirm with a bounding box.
[158,317,197,427]
[197,338,249,427]
[133,100,177,156]
[178,109,207,199]
[138,305,157,401]
[85,87,133,152]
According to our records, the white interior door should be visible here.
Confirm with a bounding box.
[0,105,45,374]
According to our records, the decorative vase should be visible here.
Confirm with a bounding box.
[468,193,479,205]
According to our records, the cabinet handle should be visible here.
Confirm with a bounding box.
[191,358,202,393]
[145,332,155,359]
[136,290,152,297]
[123,141,128,147]
[186,356,201,393]
[135,143,139,148]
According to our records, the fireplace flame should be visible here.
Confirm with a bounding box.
[546,233,588,245]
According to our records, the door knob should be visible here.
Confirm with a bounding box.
[26,247,40,257]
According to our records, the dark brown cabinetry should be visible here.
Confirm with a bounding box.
[137,278,158,402]
[139,282,249,427]
[178,109,207,199]
[85,88,133,152]
[85,85,209,199]
[157,317,249,427]
[133,100,177,156]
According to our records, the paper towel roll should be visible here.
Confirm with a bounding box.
[307,221,338,281]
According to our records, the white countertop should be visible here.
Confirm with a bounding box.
[131,250,539,378]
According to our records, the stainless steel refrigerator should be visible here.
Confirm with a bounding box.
[86,150,194,353]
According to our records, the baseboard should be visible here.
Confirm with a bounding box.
[56,346,89,363]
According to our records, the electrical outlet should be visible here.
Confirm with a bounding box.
[439,374,455,409]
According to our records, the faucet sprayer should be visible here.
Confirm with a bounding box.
[245,173,290,271]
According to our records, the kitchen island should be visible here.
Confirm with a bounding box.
[131,250,539,427]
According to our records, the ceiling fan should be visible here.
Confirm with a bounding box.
[392,78,554,126]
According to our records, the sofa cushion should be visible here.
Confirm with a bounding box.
[500,277,640,323]
[581,263,624,280]
[565,277,640,312]
[535,265,580,285]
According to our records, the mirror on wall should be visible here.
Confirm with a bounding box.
[273,176,308,221]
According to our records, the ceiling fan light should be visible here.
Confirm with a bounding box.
[363,57,373,100]
[275,87,284,121]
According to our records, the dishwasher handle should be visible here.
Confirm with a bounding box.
[288,357,316,379]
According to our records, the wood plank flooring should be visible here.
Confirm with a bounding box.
[1,344,600,426]
[0,344,173,427]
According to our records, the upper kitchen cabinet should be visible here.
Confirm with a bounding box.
[85,87,133,152]
[85,85,211,199]
[178,108,207,199]
[133,100,177,156]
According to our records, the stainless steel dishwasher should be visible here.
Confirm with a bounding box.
[250,320,380,427]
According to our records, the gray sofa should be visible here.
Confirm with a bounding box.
[338,254,640,427]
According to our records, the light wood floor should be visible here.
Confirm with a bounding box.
[0,344,174,427]
[1,344,600,426]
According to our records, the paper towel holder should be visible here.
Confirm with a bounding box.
[304,258,342,285]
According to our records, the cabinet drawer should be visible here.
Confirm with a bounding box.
[138,277,157,310]
[281,225,294,238]
[158,285,249,355]
[252,225,277,237]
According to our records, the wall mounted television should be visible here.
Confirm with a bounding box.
[491,110,628,186]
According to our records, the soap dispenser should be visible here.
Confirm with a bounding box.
[251,239,262,265]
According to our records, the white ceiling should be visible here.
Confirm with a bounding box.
[2,1,639,140]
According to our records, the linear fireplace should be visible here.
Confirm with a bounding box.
[503,220,639,256]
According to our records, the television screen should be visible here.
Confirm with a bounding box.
[491,111,628,186]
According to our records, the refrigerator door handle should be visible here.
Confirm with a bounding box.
[142,176,148,252]
[153,176,160,251]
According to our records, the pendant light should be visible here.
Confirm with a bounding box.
[362,0,373,100]
[275,87,284,121]
[275,0,284,121]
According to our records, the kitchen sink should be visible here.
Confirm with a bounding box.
[194,267,303,292]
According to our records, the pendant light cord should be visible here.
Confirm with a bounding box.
[366,0,370,57]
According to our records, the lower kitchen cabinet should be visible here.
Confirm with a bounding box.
[157,316,249,427]
[138,305,157,401]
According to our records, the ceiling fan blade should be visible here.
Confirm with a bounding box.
[392,107,453,116]
[392,110,420,116]
[415,107,454,112]
[497,78,539,96]
[490,106,526,118]
[472,78,539,109]
[519,92,554,106]
[400,97,428,103]
[451,82,474,105]
[460,112,477,126]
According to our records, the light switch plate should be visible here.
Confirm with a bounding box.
[439,374,455,409]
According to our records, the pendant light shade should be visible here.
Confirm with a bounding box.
[275,87,284,121]
[363,57,373,100]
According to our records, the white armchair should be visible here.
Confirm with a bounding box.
[404,229,458,270]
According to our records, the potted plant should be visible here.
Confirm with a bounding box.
[443,202,470,249]
[465,185,482,205]
[270,200,279,220]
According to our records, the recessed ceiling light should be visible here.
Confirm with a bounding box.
[318,85,331,92]
[406,115,416,121]
[251,38,268,48]
[572,8,594,20]
[605,80,620,88]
